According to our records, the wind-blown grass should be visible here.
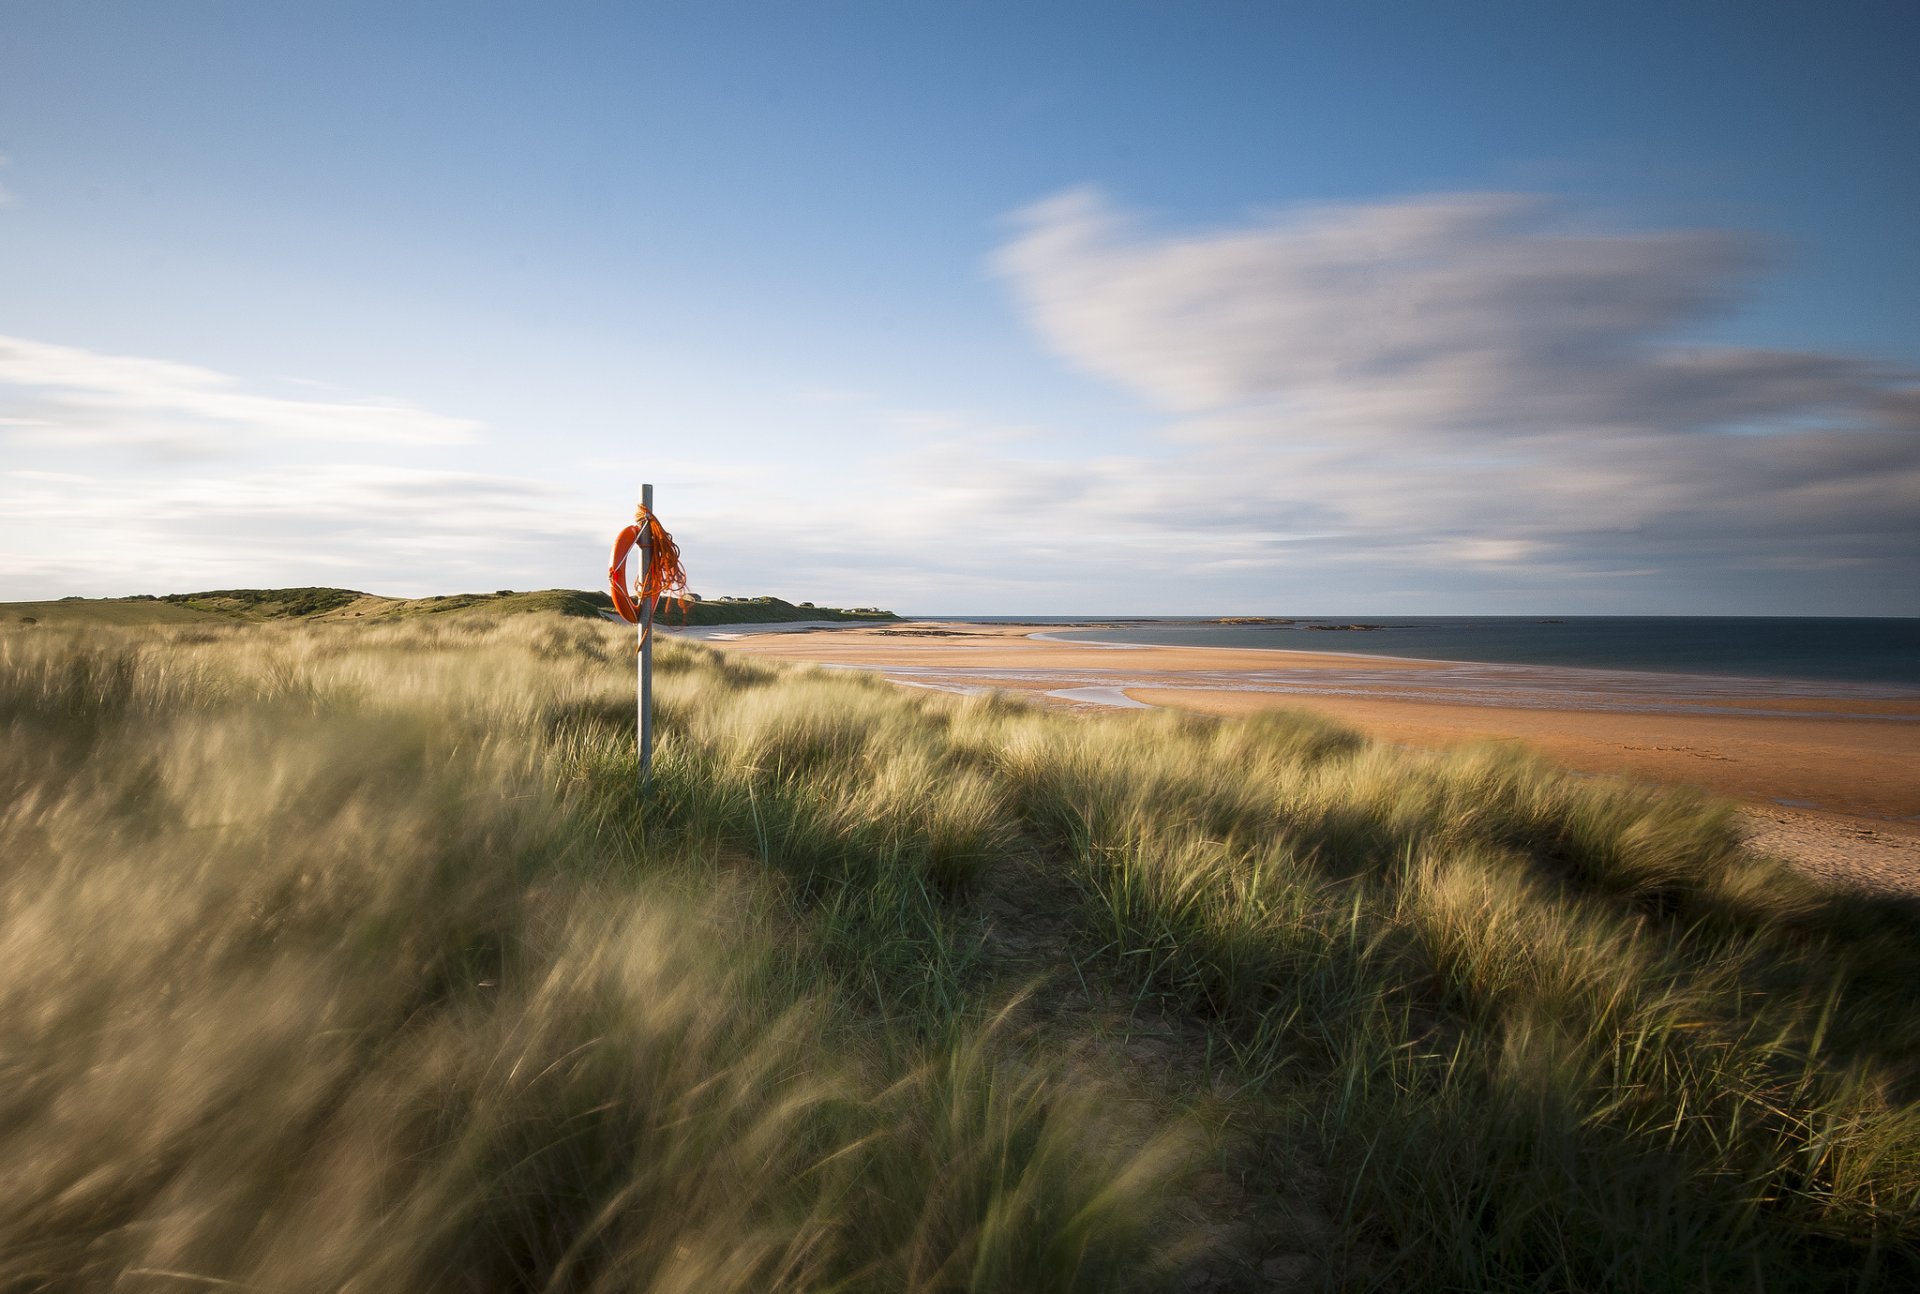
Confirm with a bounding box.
[4,613,1916,1290]
[0,617,1180,1292]
[988,705,1920,1289]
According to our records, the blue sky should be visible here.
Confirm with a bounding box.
[2,1,1916,613]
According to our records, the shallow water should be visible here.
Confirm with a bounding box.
[1023,616,1920,688]
[849,660,1920,720]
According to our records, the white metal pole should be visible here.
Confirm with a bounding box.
[638,482,654,792]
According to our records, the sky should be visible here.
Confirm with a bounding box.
[1,1,1916,614]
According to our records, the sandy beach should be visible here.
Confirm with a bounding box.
[695,620,1920,891]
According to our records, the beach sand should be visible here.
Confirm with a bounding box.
[689,623,1433,674]
[1127,689,1919,821]
[698,621,1920,891]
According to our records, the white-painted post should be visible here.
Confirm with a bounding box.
[638,482,654,792]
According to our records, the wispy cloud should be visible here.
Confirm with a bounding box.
[994,187,1909,435]
[978,187,1920,610]
[0,335,481,452]
[3,192,1915,614]
[0,335,550,598]
[0,465,597,597]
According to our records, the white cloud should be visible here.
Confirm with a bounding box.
[0,335,481,451]
[0,465,598,597]
[7,468,94,483]
[993,187,1911,438]
[977,187,1920,611]
[2,191,1914,615]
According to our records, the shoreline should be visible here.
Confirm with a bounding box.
[697,620,1920,828]
[1025,628,1920,698]
[1018,615,1920,690]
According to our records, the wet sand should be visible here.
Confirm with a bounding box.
[698,621,1920,886]
[689,622,1435,675]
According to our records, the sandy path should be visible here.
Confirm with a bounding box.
[700,622,1920,894]
[1737,805,1920,899]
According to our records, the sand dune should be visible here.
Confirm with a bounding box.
[702,621,1920,889]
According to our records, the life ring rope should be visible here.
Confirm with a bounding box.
[608,505,689,637]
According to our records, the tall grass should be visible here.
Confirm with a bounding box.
[989,706,1920,1289]
[6,613,1916,1290]
[0,618,1181,1292]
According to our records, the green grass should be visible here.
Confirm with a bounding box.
[3,587,901,627]
[1,597,232,626]
[679,593,900,624]
[161,585,367,617]
[3,612,1915,1290]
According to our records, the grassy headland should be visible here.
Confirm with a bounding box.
[2,587,899,627]
[2,613,1915,1290]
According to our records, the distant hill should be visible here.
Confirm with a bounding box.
[1,588,899,627]
[671,594,899,626]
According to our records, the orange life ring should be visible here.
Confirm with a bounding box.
[607,523,644,623]
[608,507,689,627]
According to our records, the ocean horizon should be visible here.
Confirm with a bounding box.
[904,615,1920,689]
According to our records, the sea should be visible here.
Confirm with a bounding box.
[915,616,1920,690]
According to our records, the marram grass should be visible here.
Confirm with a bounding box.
[988,696,1920,1289]
[0,618,1179,1292]
[2,613,1916,1291]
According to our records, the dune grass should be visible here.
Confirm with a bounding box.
[995,713,1920,1288]
[0,616,1180,1292]
[3,612,1915,1290]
